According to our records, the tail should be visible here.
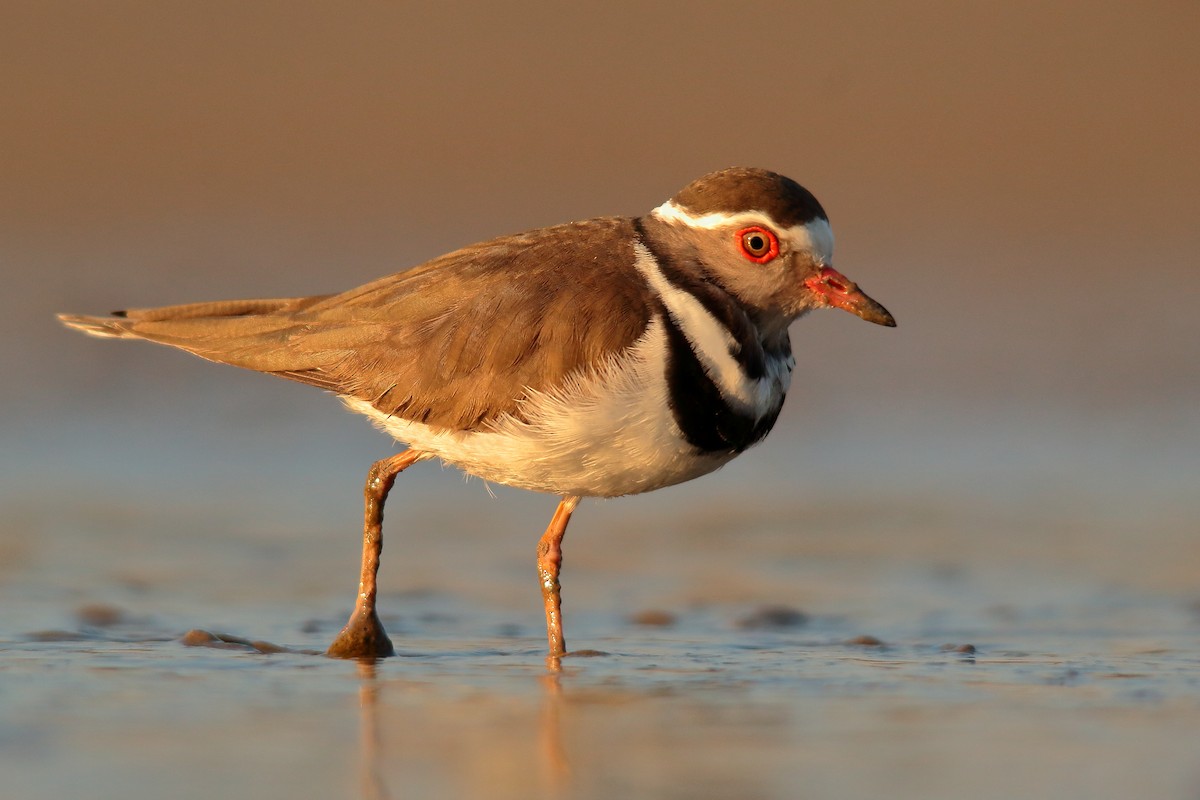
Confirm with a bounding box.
[55,295,336,369]
[58,297,320,338]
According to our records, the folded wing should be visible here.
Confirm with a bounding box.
[59,217,655,431]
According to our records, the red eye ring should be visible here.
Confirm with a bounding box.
[735,226,780,263]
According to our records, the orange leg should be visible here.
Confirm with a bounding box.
[327,450,423,659]
[537,496,580,658]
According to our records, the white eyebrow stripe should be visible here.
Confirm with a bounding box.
[651,201,835,264]
[651,201,770,230]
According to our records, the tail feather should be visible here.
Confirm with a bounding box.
[57,313,139,340]
[55,295,335,364]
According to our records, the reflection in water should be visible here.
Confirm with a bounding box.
[357,661,390,800]
[354,657,572,798]
[539,668,570,792]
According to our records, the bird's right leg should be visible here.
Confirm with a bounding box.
[536,495,581,659]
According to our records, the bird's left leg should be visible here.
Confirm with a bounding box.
[327,449,424,659]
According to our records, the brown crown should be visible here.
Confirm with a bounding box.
[669,167,828,227]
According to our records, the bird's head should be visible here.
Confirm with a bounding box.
[647,167,895,336]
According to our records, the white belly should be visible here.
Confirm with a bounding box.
[342,314,786,498]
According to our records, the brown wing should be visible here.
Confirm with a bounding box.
[59,217,656,431]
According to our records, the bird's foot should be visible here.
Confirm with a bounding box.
[327,609,395,659]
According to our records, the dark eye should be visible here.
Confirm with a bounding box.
[735,226,779,263]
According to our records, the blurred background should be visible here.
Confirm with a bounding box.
[4,0,1196,590]
[2,3,1198,797]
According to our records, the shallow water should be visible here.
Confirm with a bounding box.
[4,595,1199,799]
[3,443,1199,799]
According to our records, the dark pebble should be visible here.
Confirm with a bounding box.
[180,629,286,653]
[629,609,677,627]
[845,634,885,647]
[736,605,808,630]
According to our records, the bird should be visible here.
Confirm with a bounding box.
[58,167,895,661]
